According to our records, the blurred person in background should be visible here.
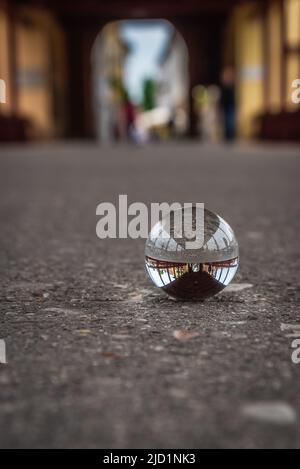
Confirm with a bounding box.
[123,90,136,142]
[220,66,236,141]
[193,84,221,141]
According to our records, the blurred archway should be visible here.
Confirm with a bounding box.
[91,20,189,143]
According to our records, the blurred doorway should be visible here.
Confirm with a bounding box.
[91,20,189,143]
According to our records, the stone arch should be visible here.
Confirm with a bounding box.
[90,19,190,141]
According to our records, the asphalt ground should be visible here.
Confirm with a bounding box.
[0,141,299,448]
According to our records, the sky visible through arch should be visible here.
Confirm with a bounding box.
[120,20,172,104]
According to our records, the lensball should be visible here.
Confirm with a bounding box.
[145,206,239,300]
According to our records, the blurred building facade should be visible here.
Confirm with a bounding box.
[0,0,299,142]
[156,29,189,136]
[224,0,300,139]
[0,1,67,140]
[92,22,130,141]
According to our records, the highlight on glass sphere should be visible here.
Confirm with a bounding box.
[145,206,239,300]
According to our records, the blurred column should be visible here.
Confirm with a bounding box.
[63,20,103,138]
[5,0,18,114]
[174,16,223,138]
[279,0,287,109]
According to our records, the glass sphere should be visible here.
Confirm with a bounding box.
[145,206,239,300]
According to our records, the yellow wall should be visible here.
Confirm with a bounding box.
[16,11,52,137]
[234,4,264,138]
[230,0,300,137]
[0,5,66,138]
[268,0,282,113]
[285,0,300,110]
[15,7,67,138]
[0,7,11,115]
[286,0,300,47]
